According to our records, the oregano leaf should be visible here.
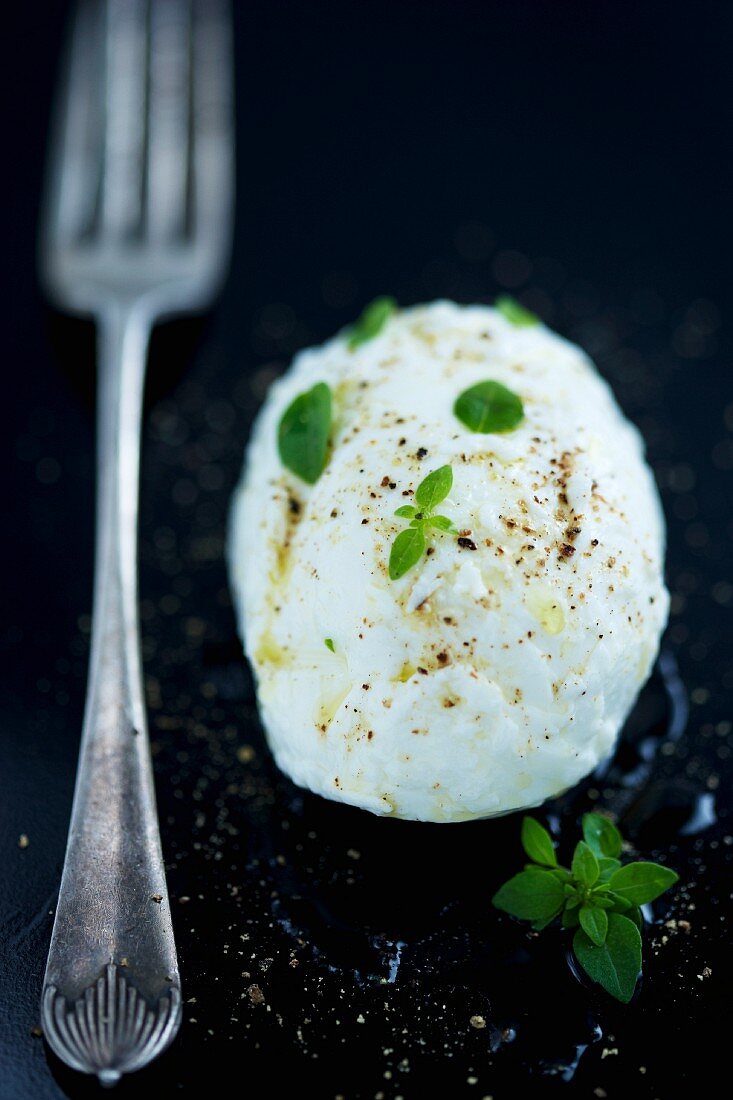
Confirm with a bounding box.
[579,905,609,946]
[277,382,332,485]
[389,525,426,580]
[521,817,558,868]
[607,862,679,907]
[583,813,623,859]
[572,841,600,887]
[427,515,457,532]
[492,870,565,922]
[348,296,396,349]
[454,380,524,434]
[495,295,538,327]
[573,913,642,1003]
[414,465,453,512]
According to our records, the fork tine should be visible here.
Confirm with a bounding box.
[100,0,148,240]
[45,0,104,248]
[146,0,191,242]
[190,0,234,256]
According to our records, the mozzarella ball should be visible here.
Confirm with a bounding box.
[229,301,668,822]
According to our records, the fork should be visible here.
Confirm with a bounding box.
[38,0,233,1084]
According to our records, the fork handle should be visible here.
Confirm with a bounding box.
[41,306,181,1085]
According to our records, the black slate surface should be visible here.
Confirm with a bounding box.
[2,1,733,1097]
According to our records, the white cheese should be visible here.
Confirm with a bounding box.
[229,301,668,822]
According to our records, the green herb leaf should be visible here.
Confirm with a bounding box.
[348,296,397,349]
[582,813,623,859]
[389,525,426,580]
[590,895,615,910]
[492,870,565,922]
[571,841,600,887]
[521,817,558,868]
[605,891,632,912]
[394,505,417,518]
[454,380,524,434]
[495,295,538,327]
[324,638,335,653]
[573,913,642,1003]
[427,515,457,532]
[415,465,453,512]
[562,906,580,929]
[625,907,643,931]
[579,906,609,946]
[549,867,574,884]
[597,857,622,882]
[277,382,332,485]
[607,862,679,907]
[531,913,558,932]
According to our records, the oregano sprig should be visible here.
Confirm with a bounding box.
[389,465,457,580]
[492,814,679,1003]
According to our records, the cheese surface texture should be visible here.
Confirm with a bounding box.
[229,301,668,822]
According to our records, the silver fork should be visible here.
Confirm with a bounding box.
[38,0,233,1084]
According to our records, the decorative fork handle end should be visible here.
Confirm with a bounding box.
[42,964,181,1087]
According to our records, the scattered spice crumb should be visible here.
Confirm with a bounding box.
[18,834,29,849]
[248,984,265,1005]
[469,1015,486,1029]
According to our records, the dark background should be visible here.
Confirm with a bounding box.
[2,1,733,1097]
